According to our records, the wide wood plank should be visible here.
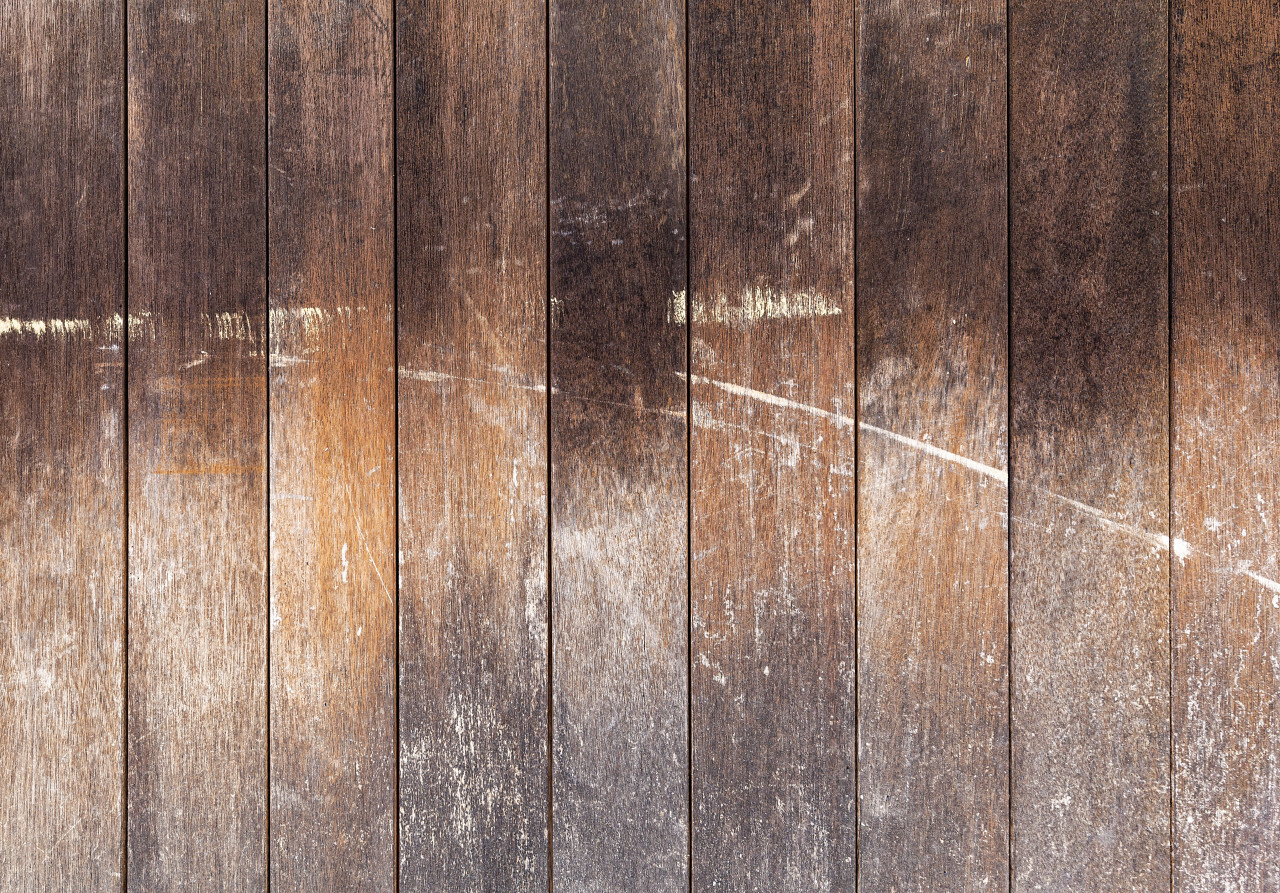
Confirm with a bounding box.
[687,1,855,887]
[857,0,1009,887]
[1172,4,1280,889]
[0,2,124,889]
[267,0,396,888]
[549,0,687,887]
[1010,1,1170,888]
[127,0,267,886]
[396,0,548,888]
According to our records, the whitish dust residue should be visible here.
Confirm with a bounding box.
[671,287,843,326]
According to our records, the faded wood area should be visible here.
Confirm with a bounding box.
[3,1,1279,890]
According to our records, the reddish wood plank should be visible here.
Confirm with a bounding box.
[857,0,1009,887]
[396,0,549,888]
[1173,4,1280,888]
[267,0,396,888]
[1010,0,1170,888]
[0,2,124,889]
[549,0,688,886]
[126,0,267,885]
[688,0,856,887]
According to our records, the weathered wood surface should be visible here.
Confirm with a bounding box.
[396,0,548,889]
[1010,0,1170,888]
[267,0,396,888]
[127,0,267,887]
[857,0,1009,887]
[0,2,124,889]
[549,0,688,888]
[1172,4,1280,889]
[688,0,855,887]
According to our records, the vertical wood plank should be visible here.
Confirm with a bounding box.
[268,0,396,888]
[857,0,1009,886]
[1172,5,1280,889]
[127,0,267,886]
[0,2,124,889]
[397,0,548,888]
[549,0,687,887]
[687,1,856,888]
[1010,0,1170,888]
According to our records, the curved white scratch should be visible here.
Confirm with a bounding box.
[687,372,1278,594]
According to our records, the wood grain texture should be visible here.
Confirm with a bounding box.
[267,0,395,888]
[127,0,267,886]
[549,0,687,887]
[1010,0,1170,888]
[0,2,124,889]
[857,0,1008,887]
[1172,5,1280,889]
[396,0,548,888]
[688,1,855,888]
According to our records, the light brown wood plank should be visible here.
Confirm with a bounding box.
[688,0,856,887]
[549,0,688,886]
[1172,4,1280,888]
[1,2,124,888]
[857,0,1009,886]
[396,0,548,888]
[1010,0,1170,888]
[267,0,396,888]
[127,0,267,885]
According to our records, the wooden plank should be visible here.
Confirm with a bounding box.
[549,0,687,887]
[1009,1,1170,888]
[396,0,548,888]
[267,0,396,888]
[687,0,855,887]
[126,0,266,886]
[1172,5,1280,889]
[856,0,1009,887]
[0,2,124,889]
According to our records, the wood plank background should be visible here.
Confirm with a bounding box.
[4,1,1280,890]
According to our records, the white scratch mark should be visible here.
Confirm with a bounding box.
[340,543,349,584]
[354,517,393,605]
[673,287,844,327]
[688,373,1279,593]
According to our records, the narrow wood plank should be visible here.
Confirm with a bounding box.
[857,0,1009,886]
[267,0,396,888]
[687,1,855,887]
[397,0,548,888]
[127,0,267,886]
[0,2,124,889]
[549,0,687,886]
[1172,5,1280,888]
[1010,1,1170,888]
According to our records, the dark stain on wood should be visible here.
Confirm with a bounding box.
[689,0,856,888]
[1011,0,1170,888]
[397,0,549,888]
[1,2,125,889]
[127,0,268,886]
[1172,3,1280,889]
[550,0,689,888]
[858,0,1009,887]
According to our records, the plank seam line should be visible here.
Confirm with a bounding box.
[121,0,130,885]
[545,0,554,887]
[683,0,693,887]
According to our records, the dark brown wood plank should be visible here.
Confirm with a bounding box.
[0,2,124,888]
[549,0,687,886]
[687,1,855,887]
[1010,1,1170,888]
[127,0,267,885]
[857,0,1009,886]
[1172,5,1280,888]
[397,0,548,888]
[267,0,395,888]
